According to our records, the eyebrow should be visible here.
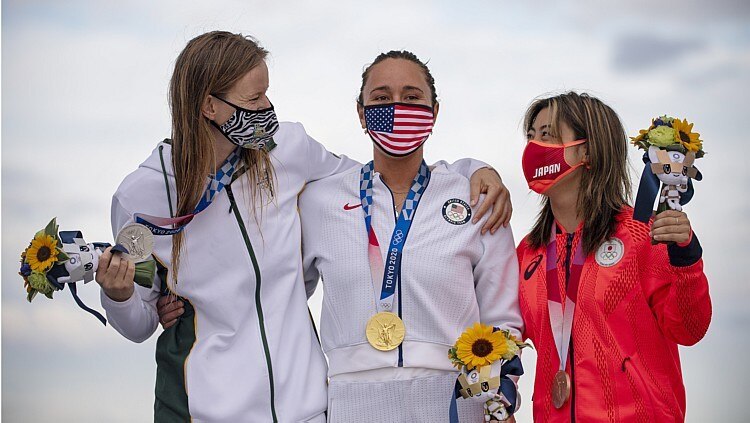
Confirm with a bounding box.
[243,92,264,99]
[369,85,426,94]
[403,85,425,93]
[369,86,391,94]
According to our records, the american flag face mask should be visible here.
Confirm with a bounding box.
[364,102,435,157]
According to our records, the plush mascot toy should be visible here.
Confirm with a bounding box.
[631,115,705,223]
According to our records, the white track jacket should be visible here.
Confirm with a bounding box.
[101,122,487,422]
[299,163,524,378]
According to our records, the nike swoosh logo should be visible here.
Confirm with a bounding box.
[524,254,543,280]
[343,203,362,210]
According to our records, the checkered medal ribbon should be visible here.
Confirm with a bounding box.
[135,148,244,236]
[194,149,242,214]
[359,160,429,227]
[359,160,431,310]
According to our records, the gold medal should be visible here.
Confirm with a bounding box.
[365,312,405,351]
[551,370,571,409]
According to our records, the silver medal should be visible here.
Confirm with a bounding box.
[116,223,154,262]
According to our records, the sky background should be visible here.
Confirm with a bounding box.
[2,1,748,421]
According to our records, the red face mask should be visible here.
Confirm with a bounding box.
[521,139,587,194]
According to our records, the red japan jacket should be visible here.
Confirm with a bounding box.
[517,207,711,422]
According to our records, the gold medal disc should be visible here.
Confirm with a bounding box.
[365,312,405,351]
[551,370,571,409]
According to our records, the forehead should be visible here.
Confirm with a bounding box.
[364,58,429,91]
[230,60,269,93]
[530,107,552,128]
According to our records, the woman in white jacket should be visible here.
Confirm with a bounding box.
[96,32,510,422]
[298,51,524,422]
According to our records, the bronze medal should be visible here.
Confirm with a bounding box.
[365,312,405,351]
[551,370,571,409]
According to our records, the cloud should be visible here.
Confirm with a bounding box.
[2,1,748,421]
[610,33,707,72]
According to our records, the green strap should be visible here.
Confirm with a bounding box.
[158,141,174,218]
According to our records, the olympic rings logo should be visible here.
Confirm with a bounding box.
[447,211,464,220]
[392,230,404,245]
[600,251,618,260]
[595,238,625,267]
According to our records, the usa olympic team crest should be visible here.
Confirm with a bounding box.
[595,237,625,267]
[442,199,471,225]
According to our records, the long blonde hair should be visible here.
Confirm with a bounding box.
[168,31,275,287]
[524,92,631,254]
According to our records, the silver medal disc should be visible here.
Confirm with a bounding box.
[116,223,154,262]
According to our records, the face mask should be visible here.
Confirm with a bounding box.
[210,95,279,150]
[364,102,434,157]
[522,139,587,194]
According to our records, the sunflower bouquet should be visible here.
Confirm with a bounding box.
[630,115,705,223]
[448,322,530,421]
[19,218,156,325]
[20,218,69,302]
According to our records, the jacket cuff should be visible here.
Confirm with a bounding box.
[668,232,702,267]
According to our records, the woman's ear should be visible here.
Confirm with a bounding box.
[582,154,591,170]
[581,144,591,169]
[432,102,440,125]
[357,102,366,130]
[201,95,217,121]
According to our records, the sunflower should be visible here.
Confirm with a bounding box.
[630,126,651,144]
[25,233,59,273]
[455,323,508,369]
[672,118,703,153]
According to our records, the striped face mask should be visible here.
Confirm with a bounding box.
[210,95,279,150]
[364,102,435,157]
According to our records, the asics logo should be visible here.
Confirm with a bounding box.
[524,254,543,280]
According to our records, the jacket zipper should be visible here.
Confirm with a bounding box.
[226,184,278,423]
[564,233,576,423]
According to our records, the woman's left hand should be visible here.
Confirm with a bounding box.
[469,167,512,234]
[651,210,692,245]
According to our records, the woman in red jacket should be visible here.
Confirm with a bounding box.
[517,92,711,422]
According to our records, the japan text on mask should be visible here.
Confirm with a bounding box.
[522,139,587,194]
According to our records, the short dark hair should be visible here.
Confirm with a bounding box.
[358,50,437,106]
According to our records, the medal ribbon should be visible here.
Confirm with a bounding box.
[359,160,430,312]
[134,148,242,235]
[546,226,585,372]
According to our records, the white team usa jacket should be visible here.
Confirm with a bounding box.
[299,163,524,378]
[101,121,488,422]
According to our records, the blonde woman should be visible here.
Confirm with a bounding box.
[96,31,511,422]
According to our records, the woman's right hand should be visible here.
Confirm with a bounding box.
[95,247,135,302]
[157,295,184,329]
